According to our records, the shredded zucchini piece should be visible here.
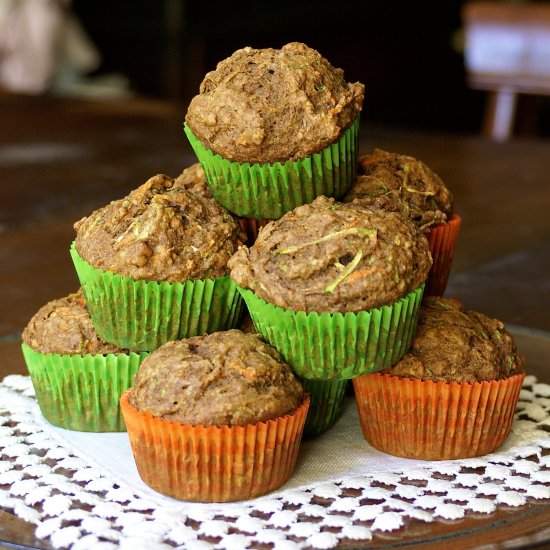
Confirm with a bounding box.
[277,227,376,255]
[403,186,436,196]
[324,250,363,293]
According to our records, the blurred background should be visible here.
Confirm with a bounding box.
[2,0,550,136]
[1,0,550,383]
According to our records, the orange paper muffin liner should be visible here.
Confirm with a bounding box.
[424,213,462,296]
[120,392,310,502]
[353,371,525,460]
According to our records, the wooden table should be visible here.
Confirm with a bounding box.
[0,94,549,549]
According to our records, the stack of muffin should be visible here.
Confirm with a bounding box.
[21,42,525,503]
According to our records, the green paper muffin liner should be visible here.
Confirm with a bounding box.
[22,343,148,432]
[299,377,348,437]
[70,243,244,351]
[184,117,360,220]
[239,285,425,380]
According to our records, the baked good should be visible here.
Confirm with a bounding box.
[382,296,523,382]
[71,174,246,351]
[229,195,430,380]
[74,173,244,282]
[21,290,147,432]
[347,148,453,232]
[120,330,309,501]
[353,297,525,459]
[129,329,304,426]
[229,195,431,314]
[22,289,119,355]
[184,42,364,219]
[173,162,212,198]
[344,148,461,295]
[185,42,364,164]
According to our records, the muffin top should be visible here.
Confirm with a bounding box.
[22,289,122,355]
[344,149,454,232]
[185,42,364,164]
[129,329,304,426]
[382,297,525,383]
[173,162,212,199]
[229,195,432,313]
[74,174,245,281]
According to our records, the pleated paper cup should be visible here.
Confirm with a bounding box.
[425,213,462,296]
[238,217,269,246]
[299,377,348,437]
[22,343,147,432]
[238,285,425,380]
[70,243,244,351]
[353,371,525,460]
[120,392,310,502]
[184,117,360,220]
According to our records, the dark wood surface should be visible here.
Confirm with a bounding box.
[0,94,549,548]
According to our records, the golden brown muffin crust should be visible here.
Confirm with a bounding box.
[22,289,123,355]
[173,163,212,199]
[129,330,304,426]
[229,195,431,313]
[74,174,245,281]
[185,42,364,164]
[344,149,454,232]
[383,297,525,382]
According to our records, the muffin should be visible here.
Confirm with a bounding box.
[184,42,364,219]
[348,149,454,231]
[173,162,212,198]
[186,42,364,165]
[71,173,246,351]
[229,195,431,380]
[353,297,525,460]
[21,290,147,432]
[120,330,309,502]
[344,149,461,295]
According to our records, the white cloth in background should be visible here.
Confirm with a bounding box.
[0,0,99,94]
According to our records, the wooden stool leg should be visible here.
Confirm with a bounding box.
[483,89,518,142]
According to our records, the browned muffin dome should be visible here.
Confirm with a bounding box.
[344,149,454,232]
[74,174,245,282]
[22,289,122,355]
[129,329,304,426]
[382,297,524,382]
[229,195,431,313]
[173,162,212,198]
[185,42,364,164]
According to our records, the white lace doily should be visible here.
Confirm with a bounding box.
[1,374,549,550]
